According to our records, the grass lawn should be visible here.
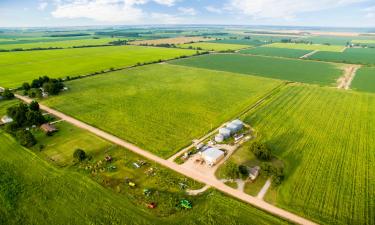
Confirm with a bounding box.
[178,42,249,51]
[244,84,375,225]
[0,99,19,116]
[0,38,127,50]
[244,175,268,196]
[351,67,375,93]
[310,48,375,65]
[42,64,282,158]
[31,121,114,166]
[0,45,197,88]
[265,43,345,52]
[240,47,311,58]
[0,131,290,225]
[171,54,343,86]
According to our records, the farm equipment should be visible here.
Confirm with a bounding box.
[143,189,152,196]
[179,199,192,209]
[124,177,136,187]
[147,202,157,209]
[107,165,117,172]
[105,155,113,162]
[128,182,136,187]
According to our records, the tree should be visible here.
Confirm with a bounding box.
[1,89,14,100]
[222,161,239,179]
[238,165,249,176]
[73,149,86,162]
[249,141,272,160]
[22,82,31,91]
[29,101,39,111]
[16,130,36,147]
[25,110,45,126]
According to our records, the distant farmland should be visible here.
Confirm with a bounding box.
[0,45,196,88]
[43,64,281,158]
[0,38,127,50]
[178,42,249,51]
[310,48,375,65]
[266,43,345,52]
[245,85,375,225]
[240,47,310,58]
[129,36,212,45]
[171,54,342,86]
[351,67,375,93]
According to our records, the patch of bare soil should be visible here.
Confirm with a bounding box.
[337,65,361,90]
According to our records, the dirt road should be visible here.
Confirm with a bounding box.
[337,65,361,89]
[15,94,317,225]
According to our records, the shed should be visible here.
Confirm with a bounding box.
[214,134,224,143]
[40,123,57,133]
[1,115,13,125]
[249,166,260,181]
[201,147,225,166]
[219,128,231,138]
[226,122,240,133]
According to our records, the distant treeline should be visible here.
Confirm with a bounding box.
[95,31,152,37]
[47,33,91,37]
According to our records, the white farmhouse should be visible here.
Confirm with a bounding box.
[1,115,13,124]
[201,147,225,166]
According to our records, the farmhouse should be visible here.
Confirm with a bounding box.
[249,166,260,181]
[201,147,225,166]
[40,123,57,133]
[1,115,13,125]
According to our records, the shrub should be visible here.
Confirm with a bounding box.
[238,165,249,176]
[222,161,240,179]
[73,149,86,162]
[1,89,14,100]
[16,130,36,147]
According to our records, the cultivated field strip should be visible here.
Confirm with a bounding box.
[245,85,375,225]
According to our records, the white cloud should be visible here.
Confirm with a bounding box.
[153,0,178,6]
[228,0,367,19]
[364,6,375,18]
[205,6,222,14]
[178,7,197,16]
[50,0,182,23]
[150,12,184,23]
[38,2,48,11]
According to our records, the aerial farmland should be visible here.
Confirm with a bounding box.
[0,4,374,225]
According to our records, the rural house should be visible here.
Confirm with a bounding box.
[40,123,57,133]
[249,166,260,181]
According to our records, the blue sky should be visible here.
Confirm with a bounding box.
[0,0,374,27]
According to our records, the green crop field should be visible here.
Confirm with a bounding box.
[244,85,375,225]
[0,38,127,50]
[352,40,375,44]
[299,36,353,45]
[310,48,375,65]
[0,131,289,225]
[0,45,197,88]
[178,42,249,51]
[42,64,281,158]
[209,39,264,46]
[265,43,345,52]
[171,54,342,85]
[351,67,375,93]
[240,47,311,58]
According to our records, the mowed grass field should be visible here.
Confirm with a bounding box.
[266,43,345,52]
[0,45,196,88]
[310,48,375,65]
[0,131,290,225]
[171,54,343,86]
[240,47,311,58]
[351,67,375,93]
[178,42,249,51]
[244,85,375,225]
[0,38,127,50]
[42,64,282,158]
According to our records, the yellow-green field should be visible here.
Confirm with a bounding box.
[178,42,249,51]
[0,45,196,88]
[352,40,375,44]
[265,43,345,52]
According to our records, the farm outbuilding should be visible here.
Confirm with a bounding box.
[1,115,13,125]
[226,119,243,133]
[215,134,224,143]
[201,147,225,166]
[249,166,260,181]
[219,128,231,138]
